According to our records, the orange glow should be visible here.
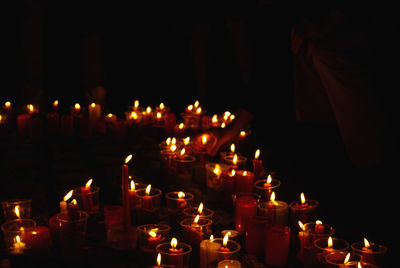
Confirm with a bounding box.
[63,190,74,202]
[171,238,178,248]
[178,192,185,198]
[71,199,77,205]
[125,154,132,164]
[223,233,229,247]
[27,104,34,113]
[145,184,151,195]
[85,178,93,188]
[130,180,135,191]
[198,203,204,214]
[255,149,260,160]
[300,193,306,204]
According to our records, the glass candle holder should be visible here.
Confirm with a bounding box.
[136,187,162,224]
[217,259,242,268]
[253,178,282,201]
[232,192,260,233]
[103,205,123,228]
[204,238,241,268]
[325,251,361,267]
[180,218,213,246]
[289,199,319,225]
[220,230,243,245]
[234,170,255,194]
[73,185,100,215]
[223,154,247,170]
[56,211,89,255]
[339,262,379,268]
[137,223,171,253]
[313,237,349,267]
[1,219,36,250]
[351,240,387,267]
[181,112,201,130]
[160,149,178,172]
[1,199,32,221]
[129,182,152,211]
[265,225,291,267]
[165,192,195,216]
[173,155,196,187]
[156,241,192,268]
[182,205,214,220]
[258,200,289,226]
[205,163,230,192]
[245,216,269,257]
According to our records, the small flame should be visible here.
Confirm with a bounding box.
[90,102,96,108]
[270,191,276,202]
[300,193,306,204]
[171,137,177,145]
[223,233,229,247]
[220,122,226,128]
[239,131,246,137]
[229,114,235,121]
[27,104,34,112]
[230,170,236,176]
[134,100,139,109]
[178,191,185,198]
[212,115,218,123]
[327,236,333,248]
[213,165,222,176]
[130,180,135,191]
[157,253,161,266]
[344,252,351,264]
[243,171,247,176]
[202,135,208,145]
[63,190,74,202]
[171,238,178,248]
[125,154,132,164]
[179,123,184,129]
[15,235,21,244]
[71,199,77,205]
[107,113,114,118]
[298,221,305,231]
[196,107,202,114]
[14,206,20,218]
[74,103,80,110]
[146,106,152,114]
[180,148,185,156]
[316,220,323,225]
[266,174,272,184]
[130,111,138,120]
[233,154,238,165]
[184,137,190,145]
[145,184,151,195]
[358,262,362,268]
[85,178,93,188]
[170,144,177,152]
[198,203,204,214]
[230,144,235,153]
[159,102,165,110]
[187,104,193,112]
[210,235,214,241]
[194,215,200,224]
[255,149,260,160]
[194,101,199,108]
[364,238,370,248]
[53,100,59,107]
[5,101,11,108]
[149,231,157,238]
[166,137,171,145]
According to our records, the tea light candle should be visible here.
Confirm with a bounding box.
[88,102,101,121]
[253,174,282,201]
[10,235,27,255]
[351,238,387,267]
[265,225,291,267]
[4,101,12,113]
[182,202,214,219]
[105,113,117,123]
[165,191,194,215]
[180,215,213,246]
[217,260,242,268]
[258,192,288,225]
[234,170,255,193]
[23,226,51,251]
[289,192,319,224]
[168,238,183,267]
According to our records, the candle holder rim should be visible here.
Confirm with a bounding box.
[179,217,213,227]
[165,191,195,201]
[223,154,247,162]
[137,223,171,232]
[313,237,350,251]
[350,241,388,254]
[325,250,362,264]
[155,241,192,255]
[182,206,214,218]
[289,199,319,209]
[173,154,196,163]
[258,200,289,209]
[73,185,100,195]
[208,238,241,254]
[56,210,89,223]
[1,199,32,206]
[1,218,37,233]
[253,178,282,189]
[136,187,163,197]
[302,222,335,234]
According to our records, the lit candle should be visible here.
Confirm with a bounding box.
[72,103,81,116]
[10,235,27,255]
[133,100,140,111]
[234,170,255,193]
[105,113,117,123]
[252,149,265,179]
[289,192,319,224]
[148,229,162,248]
[52,100,59,111]
[60,190,73,213]
[67,199,79,220]
[261,192,289,225]
[142,184,153,211]
[200,235,220,268]
[80,178,93,213]
[297,221,307,263]
[128,179,138,210]
[122,154,132,230]
[4,101,12,112]
[168,238,183,267]
[88,102,101,121]
[222,169,236,205]
[47,101,60,134]
[22,226,51,251]
[361,238,375,265]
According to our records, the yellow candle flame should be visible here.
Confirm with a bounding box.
[145,184,151,195]
[107,113,114,118]
[146,106,152,114]
[179,123,184,129]
[71,199,77,205]
[130,180,135,191]
[358,262,362,268]
[230,170,236,176]
[198,203,204,214]
[156,112,162,119]
[184,137,190,145]
[229,114,235,121]
[5,101,11,108]
[27,104,34,113]
[327,237,333,248]
[180,148,186,156]
[255,149,260,160]
[344,252,351,264]
[64,190,74,202]
[239,131,246,137]
[14,206,20,218]
[300,193,306,204]
[196,107,202,114]
[125,154,132,164]
[220,122,226,128]
[316,220,323,225]
[171,137,177,145]
[85,178,93,188]
[157,253,161,266]
[298,221,305,231]
[213,165,222,176]
[266,174,272,184]
[243,171,247,176]
[130,111,138,120]
[230,144,235,153]
[270,191,276,202]
[134,100,139,109]
[166,137,171,145]
[210,234,214,241]
[187,104,193,112]
[364,238,371,248]
[15,235,21,244]
[194,100,199,108]
[53,100,59,107]
[74,103,80,110]
[170,144,177,152]
[223,233,229,247]
[194,214,200,224]
[212,115,218,123]
[159,102,165,110]
[149,231,157,238]
[178,191,185,198]
[171,238,178,248]
[201,135,208,145]
[233,154,238,165]
[91,102,96,108]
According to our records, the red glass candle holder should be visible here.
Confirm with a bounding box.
[351,240,387,268]
[265,225,291,267]
[173,155,196,188]
[180,218,213,246]
[182,206,214,220]
[312,237,349,267]
[1,219,36,250]
[203,238,241,268]
[103,205,123,228]
[56,211,89,255]
[137,223,171,253]
[245,216,269,257]
[223,154,247,170]
[165,192,195,217]
[253,178,282,201]
[136,187,162,224]
[325,251,361,267]
[232,192,260,233]
[156,241,192,268]
[289,199,319,225]
[205,163,230,192]
[73,185,100,215]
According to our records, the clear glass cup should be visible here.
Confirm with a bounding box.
[165,192,195,216]
[136,187,162,224]
[137,223,171,253]
[180,218,213,246]
[56,211,89,255]
[182,205,214,220]
[156,241,192,268]
[173,155,196,188]
[258,200,289,226]
[1,199,32,221]
[253,178,282,201]
[73,185,100,214]
[1,219,36,249]
[223,154,247,170]
[312,237,349,267]
[203,238,241,268]
[205,163,230,193]
[217,259,242,268]
[325,251,361,267]
[289,199,319,225]
[351,240,387,268]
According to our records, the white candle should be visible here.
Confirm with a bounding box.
[200,236,221,268]
[217,260,242,268]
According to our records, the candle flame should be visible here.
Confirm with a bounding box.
[107,113,114,118]
[220,122,226,128]
[210,235,214,241]
[15,235,21,244]
[213,165,222,176]
[145,184,151,195]
[212,114,218,123]
[243,171,247,176]
[130,111,138,120]
[125,154,132,164]
[74,103,80,110]
[231,169,236,176]
[71,199,77,205]
[171,137,176,145]
[159,102,165,110]
[149,231,157,238]
[64,190,74,202]
[184,137,190,145]
[157,253,161,266]
[179,123,184,129]
[194,100,199,108]
[255,149,260,160]
[358,262,362,268]
[187,104,193,112]
[91,102,96,108]
[198,203,204,214]
[178,191,185,198]
[27,104,34,112]
[202,135,208,145]
[14,206,20,218]
[315,220,323,225]
[229,114,235,121]
[364,238,370,248]
[223,233,229,247]
[266,174,272,184]
[298,221,305,231]
[233,154,238,165]
[327,236,333,248]
[300,193,306,204]
[194,214,200,224]
[196,107,202,114]
[270,191,276,202]
[171,238,178,248]
[134,100,139,109]
[85,178,93,188]
[344,252,351,264]
[130,180,135,191]
[180,148,186,156]
[166,137,171,145]
[170,144,177,152]
[53,100,59,107]
[239,131,246,137]
[5,101,11,108]
[146,106,152,114]
[230,144,235,153]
